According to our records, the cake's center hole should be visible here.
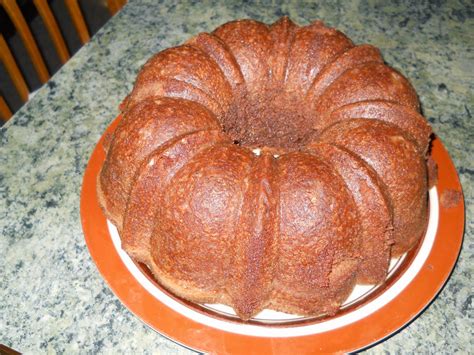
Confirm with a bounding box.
[221,89,315,150]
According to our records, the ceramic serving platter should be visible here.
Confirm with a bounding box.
[81,116,464,354]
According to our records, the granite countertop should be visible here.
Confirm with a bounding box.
[1,0,472,353]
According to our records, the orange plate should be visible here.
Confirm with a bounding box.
[81,116,465,354]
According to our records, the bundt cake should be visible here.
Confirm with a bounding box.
[97,17,432,320]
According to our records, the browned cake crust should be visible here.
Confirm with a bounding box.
[97,17,432,320]
[318,119,428,256]
[306,143,393,284]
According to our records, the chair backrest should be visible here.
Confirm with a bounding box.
[0,0,125,122]
[107,0,127,16]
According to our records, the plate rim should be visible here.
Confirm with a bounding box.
[81,116,465,354]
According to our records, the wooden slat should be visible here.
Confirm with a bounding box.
[1,0,50,83]
[107,0,127,15]
[0,33,29,102]
[64,0,90,44]
[33,0,70,64]
[0,344,21,355]
[0,95,13,122]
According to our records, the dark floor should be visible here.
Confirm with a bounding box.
[0,0,111,118]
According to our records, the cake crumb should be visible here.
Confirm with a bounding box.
[440,189,462,208]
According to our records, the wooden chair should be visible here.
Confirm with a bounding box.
[107,0,127,15]
[0,0,126,122]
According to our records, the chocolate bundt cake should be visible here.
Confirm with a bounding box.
[97,17,432,320]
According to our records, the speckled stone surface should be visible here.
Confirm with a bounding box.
[1,0,472,353]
